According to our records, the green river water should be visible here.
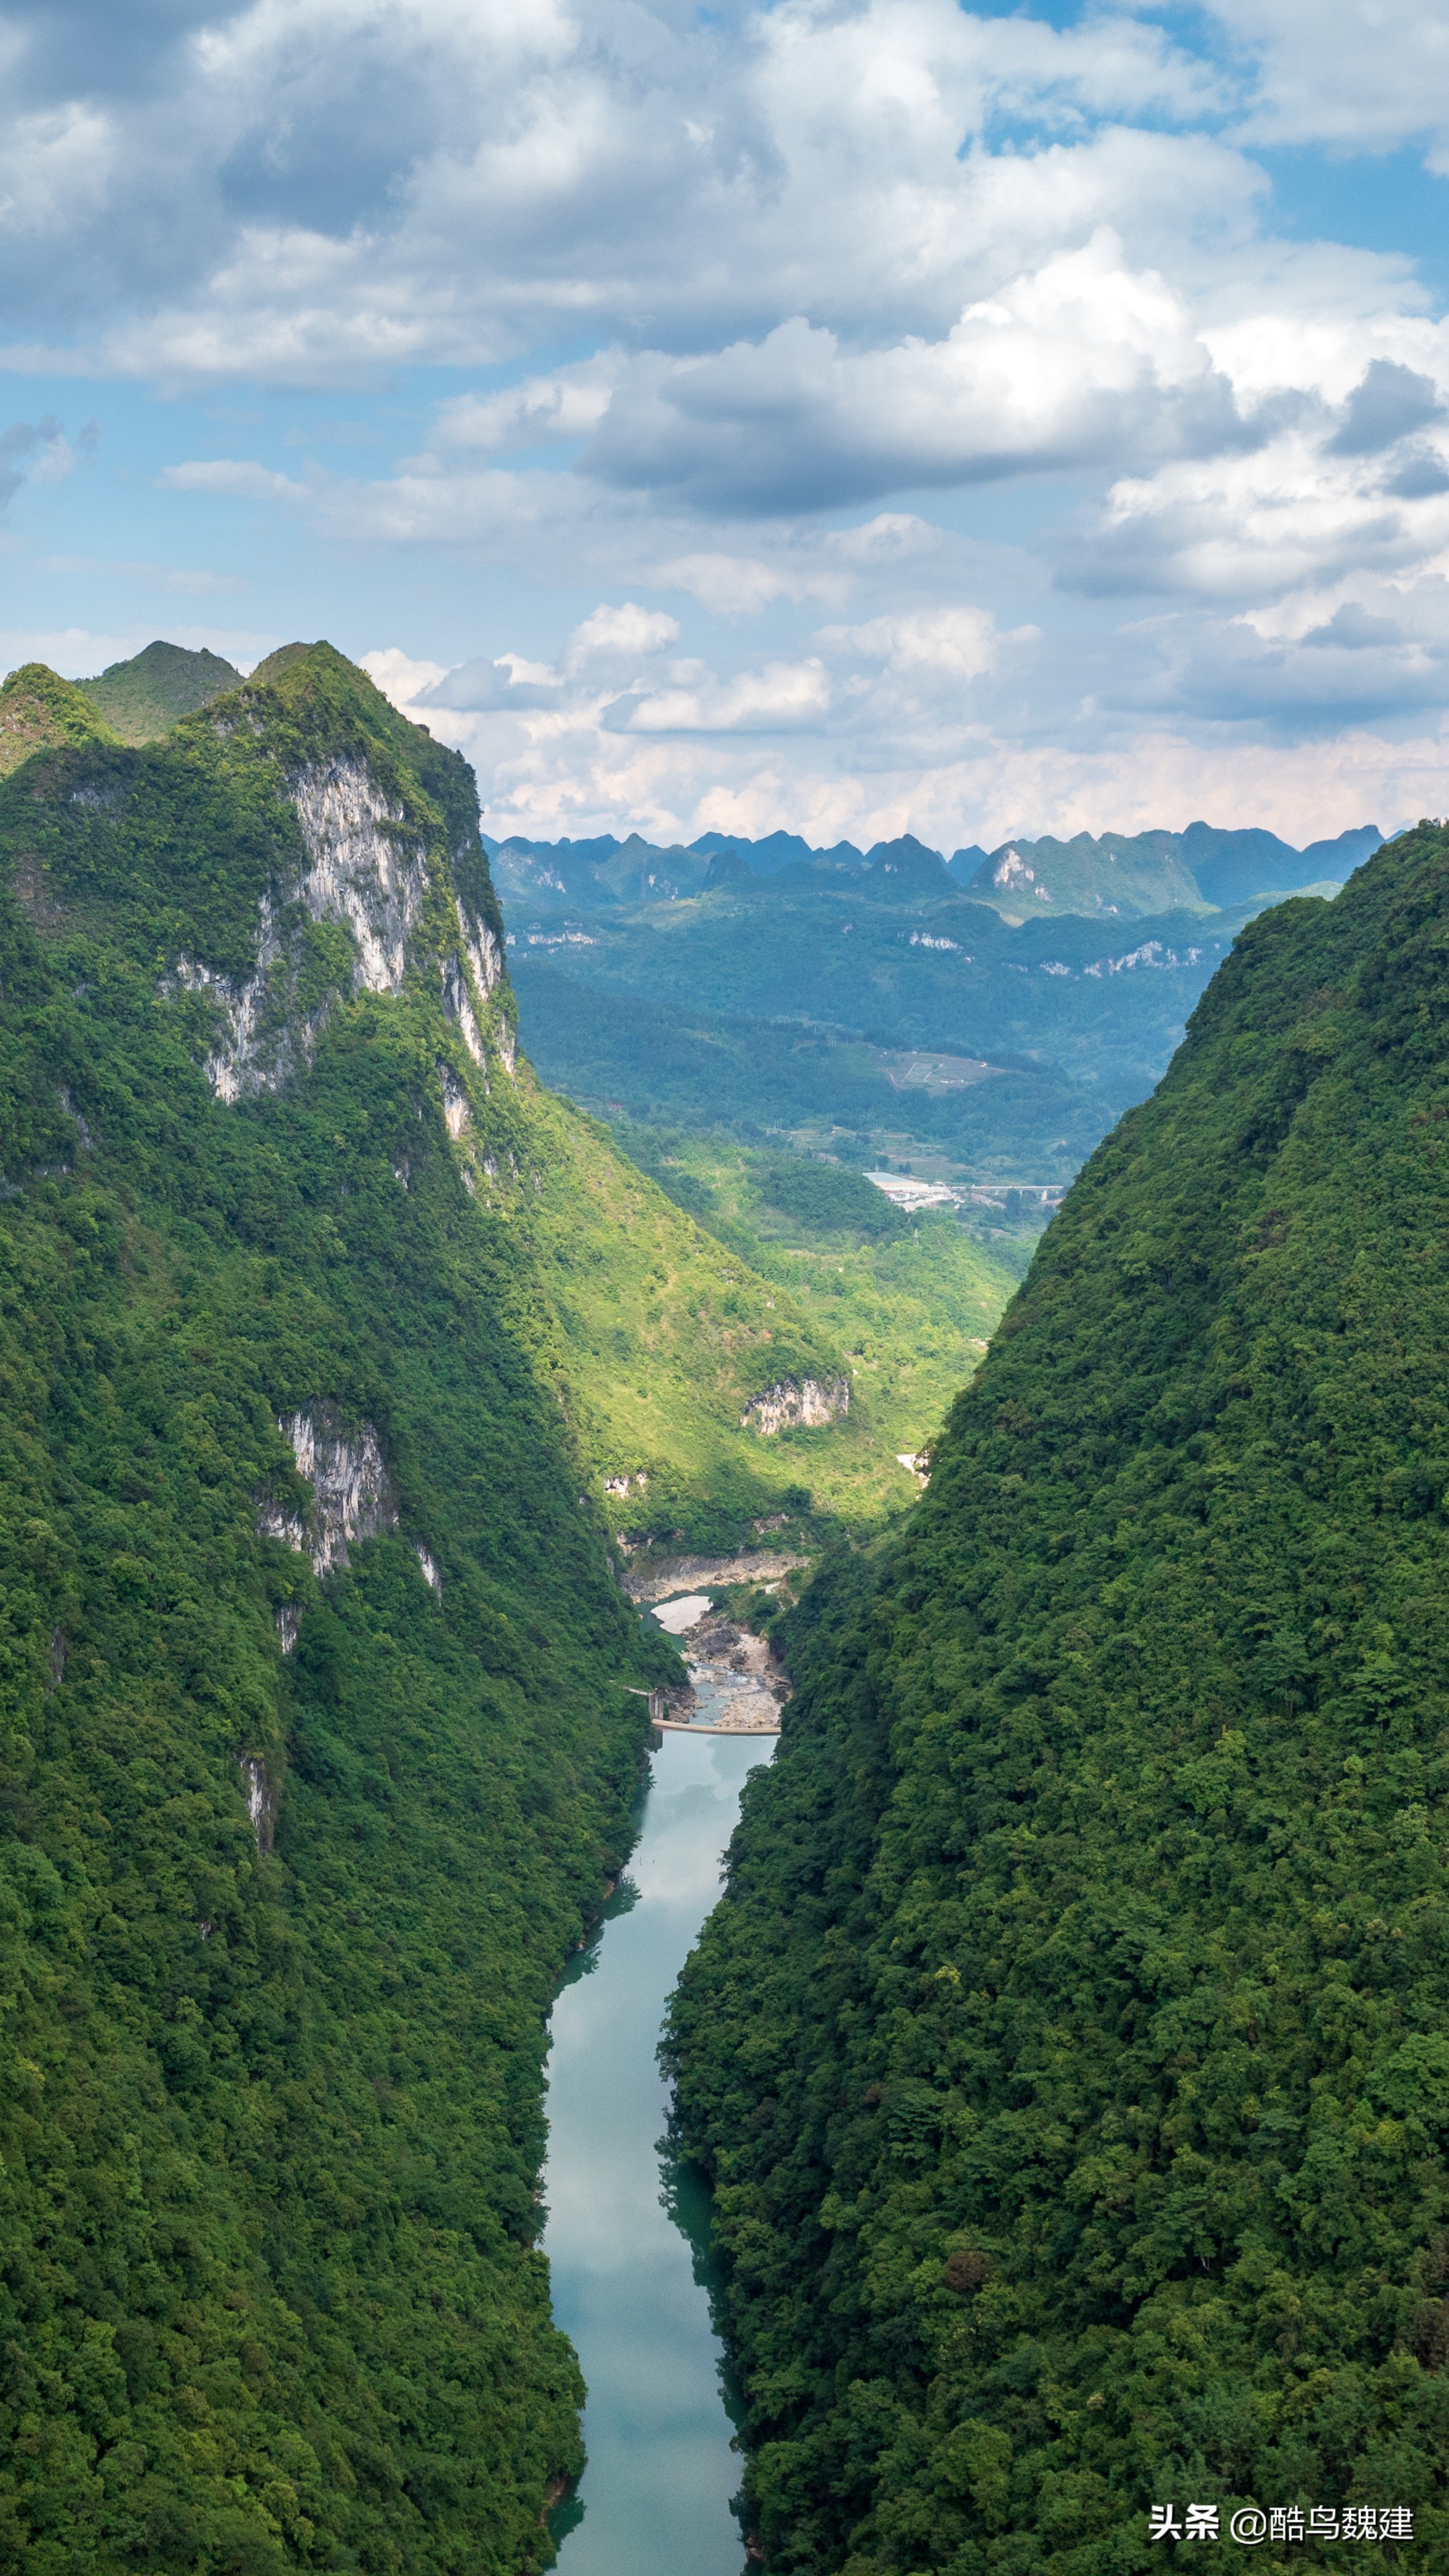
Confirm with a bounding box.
[545,1727,773,2575]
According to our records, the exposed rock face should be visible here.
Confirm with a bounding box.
[741,1375,849,1437]
[173,752,506,1101]
[454,896,502,999]
[292,758,431,991]
[440,1067,471,1139]
[172,893,300,1104]
[440,953,485,1065]
[259,1407,398,1577]
[623,1548,809,1602]
[239,1755,276,1854]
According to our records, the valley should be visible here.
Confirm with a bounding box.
[0,630,1437,2575]
[500,830,1379,1207]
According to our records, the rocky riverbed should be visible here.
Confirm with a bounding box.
[648,1591,792,1734]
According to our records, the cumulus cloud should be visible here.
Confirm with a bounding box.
[370,626,1449,853]
[568,239,1238,515]
[0,0,1256,379]
[5,0,1449,845]
[607,657,833,735]
[1328,360,1444,457]
[564,601,678,666]
[1208,0,1449,160]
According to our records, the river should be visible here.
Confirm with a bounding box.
[544,1725,773,2575]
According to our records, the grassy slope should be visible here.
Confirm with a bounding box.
[0,647,689,2576]
[597,1127,1021,1493]
[518,1092,1022,1542]
[668,826,1449,2575]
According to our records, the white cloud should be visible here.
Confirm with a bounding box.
[0,101,116,242]
[5,0,1449,844]
[820,604,998,679]
[429,358,623,457]
[1209,0,1449,160]
[160,458,309,500]
[566,237,1232,514]
[564,601,679,665]
[614,657,832,733]
[0,1,1254,384]
[368,621,1448,850]
[0,412,76,508]
[1,623,277,678]
[360,646,448,708]
[651,553,822,616]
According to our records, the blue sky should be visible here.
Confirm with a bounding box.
[3,0,1449,849]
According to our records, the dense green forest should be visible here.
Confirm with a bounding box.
[78,642,243,743]
[504,871,1290,1187]
[668,821,1449,2573]
[0,643,704,2575]
[510,959,1105,1182]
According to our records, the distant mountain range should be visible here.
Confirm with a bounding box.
[485,820,1383,922]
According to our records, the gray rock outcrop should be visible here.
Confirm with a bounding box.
[258,1407,399,1577]
[741,1375,850,1436]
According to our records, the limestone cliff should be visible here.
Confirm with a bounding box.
[741,1373,850,1436]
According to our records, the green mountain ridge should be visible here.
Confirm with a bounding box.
[486,822,1381,924]
[0,636,993,2573]
[78,641,244,745]
[960,828,1210,922]
[0,661,122,777]
[0,639,671,2574]
[669,820,1449,2572]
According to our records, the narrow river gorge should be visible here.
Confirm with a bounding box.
[543,1715,774,2575]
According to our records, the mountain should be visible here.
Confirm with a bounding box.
[486,829,714,911]
[689,828,869,875]
[1183,818,1383,909]
[590,831,711,903]
[0,637,943,2569]
[484,818,1382,926]
[0,660,121,775]
[703,845,753,890]
[490,827,877,909]
[954,821,1383,920]
[861,833,957,898]
[668,824,1449,2569]
[959,828,1217,920]
[77,639,243,742]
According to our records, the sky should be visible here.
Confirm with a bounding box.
[3,0,1449,852]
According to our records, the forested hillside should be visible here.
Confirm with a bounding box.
[0,640,826,2575]
[78,641,243,743]
[668,821,1449,2573]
